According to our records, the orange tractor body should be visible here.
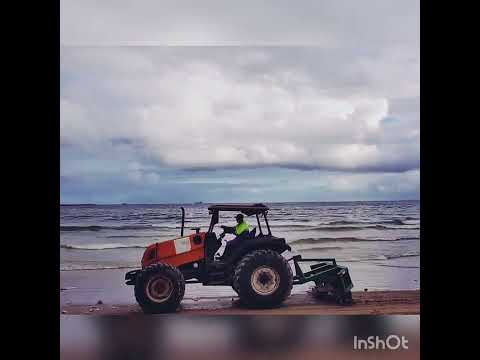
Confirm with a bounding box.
[141,232,207,269]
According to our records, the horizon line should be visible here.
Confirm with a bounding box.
[60,199,420,206]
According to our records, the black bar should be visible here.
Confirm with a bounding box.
[292,258,337,266]
[256,213,263,235]
[263,212,272,235]
[310,263,331,271]
[208,210,218,233]
[303,267,337,278]
[293,258,304,279]
[292,268,339,285]
[180,207,185,237]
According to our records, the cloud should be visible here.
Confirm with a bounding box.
[61,46,419,173]
[60,1,419,202]
[60,158,420,204]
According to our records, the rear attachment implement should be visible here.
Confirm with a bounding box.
[289,255,354,305]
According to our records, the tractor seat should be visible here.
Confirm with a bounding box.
[216,227,257,261]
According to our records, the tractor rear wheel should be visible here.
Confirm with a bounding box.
[233,249,293,308]
[134,263,185,313]
[232,282,239,294]
[337,291,353,306]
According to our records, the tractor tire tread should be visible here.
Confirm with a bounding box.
[134,262,185,313]
[233,249,293,308]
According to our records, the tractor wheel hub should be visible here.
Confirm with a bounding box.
[146,275,173,303]
[251,266,280,295]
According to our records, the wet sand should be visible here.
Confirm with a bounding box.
[61,268,419,315]
[61,290,419,315]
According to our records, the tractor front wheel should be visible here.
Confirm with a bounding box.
[134,263,185,313]
[233,250,293,308]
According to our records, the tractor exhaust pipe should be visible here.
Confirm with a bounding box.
[180,207,185,237]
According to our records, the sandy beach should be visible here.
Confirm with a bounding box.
[60,259,419,315]
[62,288,419,316]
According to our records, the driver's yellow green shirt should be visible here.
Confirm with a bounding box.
[235,221,249,236]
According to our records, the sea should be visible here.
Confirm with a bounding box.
[60,201,420,293]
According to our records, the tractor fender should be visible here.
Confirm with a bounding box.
[227,238,291,266]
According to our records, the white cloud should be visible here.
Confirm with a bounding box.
[61,47,418,172]
[60,1,419,202]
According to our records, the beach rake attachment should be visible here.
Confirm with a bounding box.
[289,255,354,305]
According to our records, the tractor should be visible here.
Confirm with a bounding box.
[125,203,353,313]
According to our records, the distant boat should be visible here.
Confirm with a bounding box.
[194,201,204,205]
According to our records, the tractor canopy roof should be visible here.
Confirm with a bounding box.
[208,203,269,216]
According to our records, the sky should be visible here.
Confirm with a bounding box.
[60,0,419,204]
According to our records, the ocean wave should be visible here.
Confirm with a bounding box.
[373,264,420,269]
[296,246,344,252]
[60,243,148,250]
[327,219,407,226]
[60,225,174,232]
[385,252,420,259]
[327,220,362,226]
[295,224,419,231]
[267,218,311,222]
[60,265,138,271]
[339,252,420,262]
[289,236,419,245]
[270,224,314,228]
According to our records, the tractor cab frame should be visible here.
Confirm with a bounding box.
[206,203,273,236]
[185,204,293,285]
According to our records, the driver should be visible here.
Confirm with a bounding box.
[219,214,250,258]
